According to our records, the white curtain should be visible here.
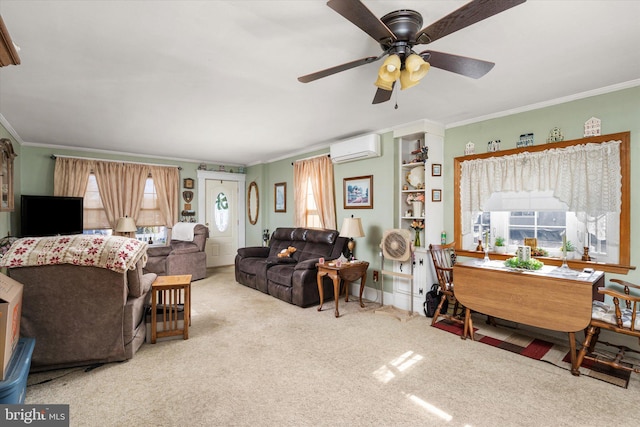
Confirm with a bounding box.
[460,140,622,234]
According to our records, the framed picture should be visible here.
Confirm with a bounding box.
[432,189,442,202]
[343,175,373,209]
[274,182,286,212]
[431,163,442,177]
[183,178,194,189]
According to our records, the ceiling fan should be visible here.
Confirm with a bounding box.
[298,0,526,104]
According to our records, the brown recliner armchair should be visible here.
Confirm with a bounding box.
[144,223,209,281]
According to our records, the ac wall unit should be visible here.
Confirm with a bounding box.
[330,134,380,164]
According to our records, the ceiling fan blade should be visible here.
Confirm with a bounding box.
[415,0,526,45]
[327,0,396,44]
[298,56,379,83]
[422,50,495,79]
[372,85,393,104]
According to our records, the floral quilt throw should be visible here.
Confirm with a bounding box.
[0,235,148,273]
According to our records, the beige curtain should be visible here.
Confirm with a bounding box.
[293,155,336,229]
[93,162,149,228]
[149,165,179,233]
[53,157,93,197]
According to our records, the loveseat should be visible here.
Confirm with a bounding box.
[1,235,156,371]
[145,223,209,281]
[235,227,347,307]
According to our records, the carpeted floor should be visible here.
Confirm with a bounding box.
[433,318,638,388]
[24,267,640,426]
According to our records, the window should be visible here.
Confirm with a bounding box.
[83,174,167,244]
[213,191,230,232]
[305,178,321,228]
[83,174,110,231]
[454,132,631,272]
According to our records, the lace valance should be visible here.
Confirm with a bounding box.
[460,140,622,234]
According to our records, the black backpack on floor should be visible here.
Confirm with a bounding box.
[423,284,447,318]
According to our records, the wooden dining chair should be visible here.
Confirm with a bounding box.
[574,278,640,376]
[428,242,465,327]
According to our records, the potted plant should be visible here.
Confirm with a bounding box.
[494,236,507,254]
[560,240,576,259]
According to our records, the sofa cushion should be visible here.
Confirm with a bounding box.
[267,256,297,265]
[170,241,200,254]
[266,264,295,287]
[239,257,268,276]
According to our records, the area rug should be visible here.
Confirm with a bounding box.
[433,318,637,388]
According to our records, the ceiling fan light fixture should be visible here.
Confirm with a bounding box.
[399,69,419,90]
[399,54,430,90]
[374,75,394,91]
[374,54,401,89]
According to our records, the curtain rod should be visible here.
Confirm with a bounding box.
[51,154,182,170]
[291,154,330,166]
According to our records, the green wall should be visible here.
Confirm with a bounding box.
[0,125,21,237]
[444,86,640,283]
[0,139,242,237]
[1,85,638,289]
[246,132,396,278]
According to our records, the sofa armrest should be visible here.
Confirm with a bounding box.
[266,256,297,265]
[127,260,157,297]
[147,246,172,257]
[295,259,319,270]
[238,246,270,258]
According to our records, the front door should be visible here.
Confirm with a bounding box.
[204,179,239,267]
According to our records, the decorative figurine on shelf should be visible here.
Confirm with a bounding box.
[465,141,475,156]
[410,140,429,163]
[546,127,564,143]
[584,117,601,137]
[476,238,483,252]
[517,133,534,148]
[582,246,591,261]
[487,139,501,152]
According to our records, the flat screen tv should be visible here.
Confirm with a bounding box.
[20,195,84,237]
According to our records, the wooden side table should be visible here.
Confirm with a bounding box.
[316,261,369,318]
[151,274,192,343]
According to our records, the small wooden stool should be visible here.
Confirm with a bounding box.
[150,274,192,343]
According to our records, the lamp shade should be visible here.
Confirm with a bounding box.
[115,216,137,233]
[340,217,365,238]
[400,54,430,90]
[374,54,401,90]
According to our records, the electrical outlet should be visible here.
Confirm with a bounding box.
[419,288,424,295]
[373,270,379,282]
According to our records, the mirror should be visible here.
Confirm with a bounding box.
[247,181,259,225]
[0,139,16,212]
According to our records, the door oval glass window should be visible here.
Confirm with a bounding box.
[214,192,230,232]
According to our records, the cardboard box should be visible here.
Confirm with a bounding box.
[0,274,22,380]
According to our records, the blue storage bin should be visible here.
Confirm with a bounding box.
[0,338,35,404]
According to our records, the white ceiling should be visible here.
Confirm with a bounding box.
[0,1,639,166]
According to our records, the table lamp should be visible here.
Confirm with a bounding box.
[115,216,137,238]
[339,216,365,260]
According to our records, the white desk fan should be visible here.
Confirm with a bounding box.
[376,229,416,320]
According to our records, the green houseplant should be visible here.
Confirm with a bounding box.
[560,240,576,259]
[494,236,507,254]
